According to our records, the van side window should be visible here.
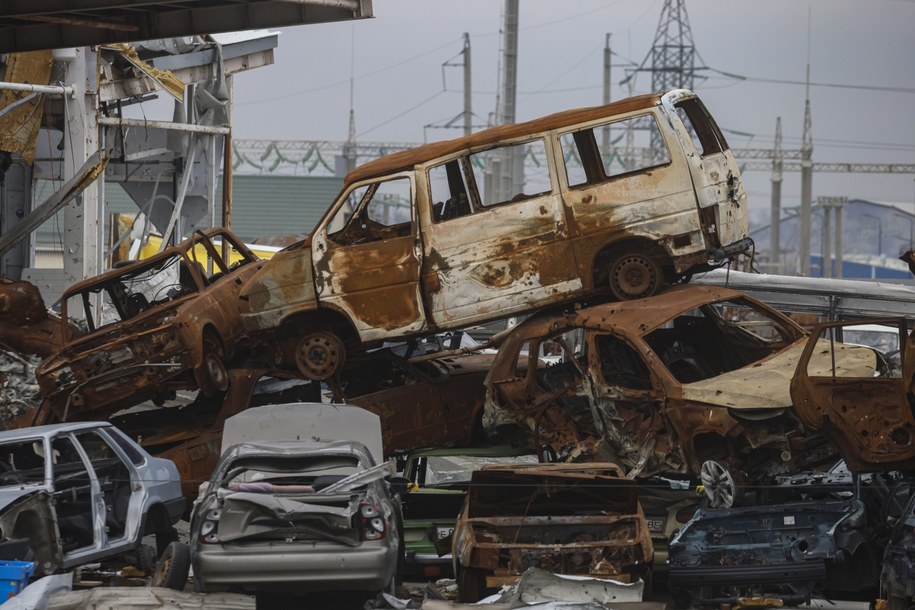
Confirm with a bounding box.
[468,139,551,207]
[429,160,473,223]
[560,114,670,188]
[674,98,730,157]
[328,177,413,245]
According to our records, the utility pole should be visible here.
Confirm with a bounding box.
[463,33,472,137]
[769,117,783,272]
[601,33,611,161]
[799,67,814,275]
[494,0,519,202]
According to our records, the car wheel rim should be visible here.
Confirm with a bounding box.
[611,255,659,299]
[295,332,344,380]
[700,460,736,508]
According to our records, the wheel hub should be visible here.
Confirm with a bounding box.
[611,255,658,299]
[295,332,345,380]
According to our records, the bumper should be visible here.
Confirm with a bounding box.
[709,236,754,262]
[195,540,395,592]
[668,559,827,587]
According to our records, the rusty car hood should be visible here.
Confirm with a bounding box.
[680,339,877,409]
[238,239,317,329]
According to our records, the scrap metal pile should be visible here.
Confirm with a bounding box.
[3,88,915,608]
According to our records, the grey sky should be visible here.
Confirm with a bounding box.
[226,0,915,225]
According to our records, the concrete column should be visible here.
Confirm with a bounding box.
[63,46,101,286]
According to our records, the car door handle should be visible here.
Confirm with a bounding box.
[580,194,594,204]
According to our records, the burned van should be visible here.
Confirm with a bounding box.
[239,89,751,380]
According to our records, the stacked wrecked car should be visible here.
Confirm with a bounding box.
[12,87,915,606]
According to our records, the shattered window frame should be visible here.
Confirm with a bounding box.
[466,137,554,208]
[642,296,804,384]
[326,174,415,246]
[0,437,49,486]
[557,112,672,189]
[427,155,477,223]
[673,97,730,158]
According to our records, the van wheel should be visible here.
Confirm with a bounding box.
[608,252,663,300]
[295,331,345,380]
[152,541,190,590]
[197,330,229,396]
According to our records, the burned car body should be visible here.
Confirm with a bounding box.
[668,465,906,607]
[189,439,402,599]
[0,421,183,575]
[484,285,879,483]
[791,318,915,473]
[36,228,263,423]
[400,446,539,578]
[451,462,652,602]
[238,90,751,382]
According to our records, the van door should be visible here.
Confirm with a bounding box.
[664,93,748,253]
[419,140,579,327]
[313,174,426,341]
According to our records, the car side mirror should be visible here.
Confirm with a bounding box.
[388,476,412,495]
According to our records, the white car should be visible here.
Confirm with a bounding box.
[0,421,184,575]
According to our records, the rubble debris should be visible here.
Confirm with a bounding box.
[483,285,880,487]
[452,463,652,603]
[0,352,41,428]
[238,89,751,382]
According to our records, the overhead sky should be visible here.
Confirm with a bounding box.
[226,0,915,226]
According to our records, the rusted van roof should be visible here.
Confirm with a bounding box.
[346,92,663,184]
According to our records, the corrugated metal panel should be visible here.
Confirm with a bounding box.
[215,174,343,241]
[32,175,343,246]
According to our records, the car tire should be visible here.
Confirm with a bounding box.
[152,541,190,590]
[457,566,493,603]
[607,251,663,300]
[197,330,229,396]
[136,543,158,575]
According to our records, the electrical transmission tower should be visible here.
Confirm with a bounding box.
[643,0,703,92]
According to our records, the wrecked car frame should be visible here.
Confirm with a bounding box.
[238,89,751,382]
[188,439,402,601]
[0,421,183,575]
[35,228,262,424]
[483,285,880,487]
[668,464,907,607]
[451,462,652,602]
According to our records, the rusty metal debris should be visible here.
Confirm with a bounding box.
[451,462,652,602]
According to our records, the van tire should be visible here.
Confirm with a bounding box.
[607,252,663,300]
[294,331,346,380]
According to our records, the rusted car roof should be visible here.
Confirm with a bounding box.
[346,93,661,184]
[488,284,788,382]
